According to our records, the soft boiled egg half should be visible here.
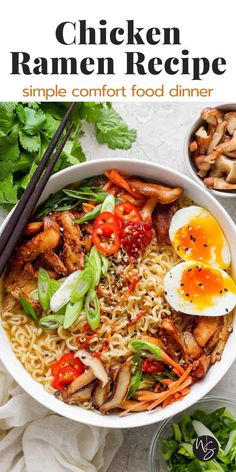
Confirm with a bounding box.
[164,261,236,316]
[169,206,231,270]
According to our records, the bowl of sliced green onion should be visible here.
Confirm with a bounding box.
[149,396,236,471]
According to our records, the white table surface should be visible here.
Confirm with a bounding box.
[0,102,235,472]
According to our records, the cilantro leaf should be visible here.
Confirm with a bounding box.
[0,103,17,137]
[61,139,86,166]
[96,106,137,150]
[0,102,136,209]
[21,107,46,135]
[0,132,20,161]
[0,154,31,179]
[0,175,18,205]
[19,129,41,153]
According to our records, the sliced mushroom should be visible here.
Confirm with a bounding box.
[109,364,121,383]
[91,381,111,408]
[207,121,227,154]
[100,363,130,414]
[189,140,198,153]
[204,177,236,190]
[193,155,211,177]
[183,332,202,360]
[63,382,95,405]
[128,179,183,205]
[209,155,234,178]
[75,350,109,387]
[201,107,224,126]
[204,130,236,164]
[210,313,233,363]
[140,197,159,220]
[40,250,68,276]
[62,368,96,399]
[226,162,236,184]
[224,112,236,135]
[195,126,212,154]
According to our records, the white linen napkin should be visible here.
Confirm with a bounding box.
[0,361,123,472]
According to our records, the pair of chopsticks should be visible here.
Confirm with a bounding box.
[0,102,77,277]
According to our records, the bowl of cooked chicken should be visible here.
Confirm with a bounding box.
[0,158,236,429]
[184,104,236,198]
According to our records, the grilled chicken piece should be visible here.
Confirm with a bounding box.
[24,221,44,235]
[59,211,84,272]
[192,355,211,380]
[40,250,67,276]
[183,332,202,360]
[193,317,219,348]
[211,314,233,363]
[152,202,179,244]
[160,318,186,356]
[16,220,61,266]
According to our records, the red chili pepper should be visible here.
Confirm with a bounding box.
[52,365,80,391]
[51,352,84,377]
[94,212,118,228]
[93,214,121,255]
[115,202,141,223]
[141,358,165,374]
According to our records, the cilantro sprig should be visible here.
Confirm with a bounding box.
[0,102,136,209]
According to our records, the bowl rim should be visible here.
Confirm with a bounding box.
[148,395,236,472]
[183,103,236,199]
[1,157,236,429]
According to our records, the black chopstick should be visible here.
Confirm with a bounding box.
[0,122,74,277]
[0,102,76,258]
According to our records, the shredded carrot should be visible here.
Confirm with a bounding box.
[148,376,192,410]
[161,351,186,376]
[105,170,144,199]
[128,310,147,326]
[162,378,173,386]
[166,365,192,390]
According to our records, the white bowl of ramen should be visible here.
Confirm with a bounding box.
[0,158,236,429]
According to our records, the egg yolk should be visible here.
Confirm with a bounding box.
[174,214,226,268]
[180,264,236,310]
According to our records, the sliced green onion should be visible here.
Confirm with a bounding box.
[38,268,51,310]
[19,295,38,323]
[75,204,102,224]
[85,289,100,330]
[131,339,162,360]
[50,270,81,312]
[49,279,61,298]
[39,314,64,329]
[87,246,102,287]
[64,298,84,329]
[71,266,93,303]
[100,194,115,213]
[100,253,110,276]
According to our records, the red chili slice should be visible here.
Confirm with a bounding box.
[94,212,117,228]
[93,223,120,255]
[115,202,141,223]
[51,352,84,377]
[141,358,165,374]
[52,365,80,391]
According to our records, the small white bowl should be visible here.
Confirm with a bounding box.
[1,158,236,429]
[184,103,236,199]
